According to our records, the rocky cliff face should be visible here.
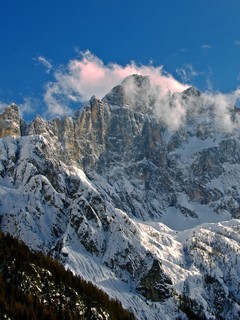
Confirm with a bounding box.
[1,75,240,319]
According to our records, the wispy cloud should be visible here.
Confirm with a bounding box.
[153,87,240,132]
[18,97,39,117]
[0,98,39,118]
[43,50,189,117]
[201,44,212,49]
[235,40,240,46]
[201,89,240,132]
[36,55,53,74]
[0,101,8,112]
[176,64,198,83]
[164,48,188,63]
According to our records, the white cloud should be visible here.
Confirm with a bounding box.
[39,51,240,134]
[0,98,39,118]
[36,56,53,74]
[201,89,240,132]
[0,97,40,117]
[165,48,188,63]
[18,97,39,117]
[43,50,189,117]
[235,40,240,46]
[205,77,214,91]
[201,44,212,49]
[44,82,73,117]
[176,64,198,84]
[0,101,8,112]
[152,84,240,132]
[152,93,187,131]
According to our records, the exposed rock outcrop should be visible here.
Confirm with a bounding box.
[0,104,21,138]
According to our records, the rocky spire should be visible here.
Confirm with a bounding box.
[0,104,21,138]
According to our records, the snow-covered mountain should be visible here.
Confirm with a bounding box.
[1,74,240,319]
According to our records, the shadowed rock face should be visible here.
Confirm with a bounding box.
[137,259,172,301]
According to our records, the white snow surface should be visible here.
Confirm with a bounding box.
[1,134,240,319]
[62,214,240,319]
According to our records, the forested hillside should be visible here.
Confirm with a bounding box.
[0,232,135,320]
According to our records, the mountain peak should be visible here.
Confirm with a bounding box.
[0,103,21,138]
[182,86,201,97]
[102,74,152,110]
[2,103,19,116]
[121,74,150,87]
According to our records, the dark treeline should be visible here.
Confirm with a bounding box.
[0,232,135,320]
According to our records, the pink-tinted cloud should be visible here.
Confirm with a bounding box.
[44,50,189,116]
[41,50,240,133]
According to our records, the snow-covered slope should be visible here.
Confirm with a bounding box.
[1,75,240,319]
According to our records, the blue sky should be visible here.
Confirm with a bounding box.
[1,0,240,119]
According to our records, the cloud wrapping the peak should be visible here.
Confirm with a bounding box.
[153,87,240,132]
[41,50,240,134]
[201,89,240,132]
[44,50,189,117]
